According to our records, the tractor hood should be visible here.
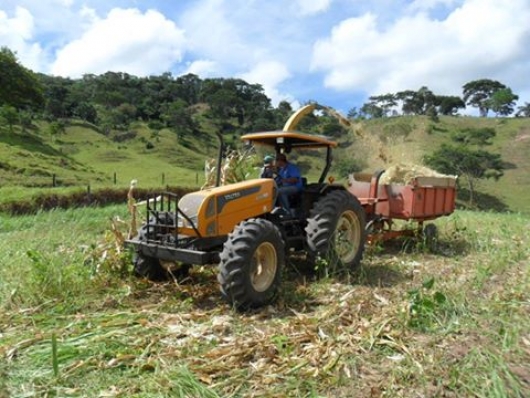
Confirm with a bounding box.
[178,178,276,237]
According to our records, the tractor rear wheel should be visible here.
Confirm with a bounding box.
[305,190,366,274]
[218,218,285,310]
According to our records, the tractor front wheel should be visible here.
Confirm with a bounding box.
[218,218,285,310]
[133,253,167,281]
[134,254,190,282]
[306,190,366,274]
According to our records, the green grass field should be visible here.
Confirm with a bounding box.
[1,205,528,397]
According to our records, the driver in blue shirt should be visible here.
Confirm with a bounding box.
[274,153,302,214]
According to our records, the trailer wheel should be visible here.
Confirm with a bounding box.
[423,223,438,240]
[218,218,284,310]
[422,223,438,250]
[306,190,366,274]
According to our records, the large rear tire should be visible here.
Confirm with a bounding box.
[218,218,285,310]
[305,190,366,274]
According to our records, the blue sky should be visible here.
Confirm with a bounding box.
[1,0,530,114]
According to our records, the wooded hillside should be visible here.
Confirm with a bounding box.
[1,46,529,214]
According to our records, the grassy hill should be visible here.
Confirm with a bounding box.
[1,114,529,214]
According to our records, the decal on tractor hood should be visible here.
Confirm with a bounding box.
[256,192,270,201]
[217,186,261,213]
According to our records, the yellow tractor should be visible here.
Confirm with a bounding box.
[126,108,366,310]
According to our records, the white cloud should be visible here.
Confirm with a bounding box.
[57,0,74,7]
[79,6,98,23]
[295,0,332,16]
[184,59,219,77]
[1,1,82,41]
[180,0,249,72]
[311,0,530,98]
[0,7,33,39]
[180,0,311,105]
[239,60,295,106]
[51,8,186,77]
[0,7,47,70]
[408,0,461,13]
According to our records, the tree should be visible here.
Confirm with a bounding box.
[334,148,367,178]
[0,47,44,110]
[486,88,518,116]
[515,102,530,117]
[462,79,507,117]
[275,101,294,126]
[18,110,34,132]
[160,99,198,140]
[425,127,505,206]
[39,74,74,120]
[360,101,383,118]
[201,78,271,128]
[175,73,202,105]
[112,103,137,129]
[396,87,436,116]
[73,102,98,124]
[0,105,18,132]
[425,105,439,122]
[48,120,66,142]
[347,106,359,120]
[415,86,437,116]
[368,94,397,117]
[320,117,348,138]
[435,95,466,115]
[395,90,416,115]
[450,127,495,146]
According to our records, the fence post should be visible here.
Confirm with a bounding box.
[162,173,165,185]
[52,174,56,187]
[113,172,117,185]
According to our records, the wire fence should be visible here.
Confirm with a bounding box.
[16,172,203,191]
[1,175,198,215]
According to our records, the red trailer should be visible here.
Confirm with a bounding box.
[348,170,457,243]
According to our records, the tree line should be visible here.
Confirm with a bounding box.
[0,47,308,139]
[2,45,530,137]
[351,82,530,119]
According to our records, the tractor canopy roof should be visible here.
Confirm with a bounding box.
[241,131,338,150]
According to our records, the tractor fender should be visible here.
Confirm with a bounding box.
[316,183,350,196]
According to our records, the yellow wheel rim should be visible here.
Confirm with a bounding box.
[251,242,277,292]
[334,210,361,264]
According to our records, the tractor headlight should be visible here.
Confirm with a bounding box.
[178,215,198,229]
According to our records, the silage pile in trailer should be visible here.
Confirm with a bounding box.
[379,163,456,186]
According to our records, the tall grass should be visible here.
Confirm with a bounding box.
[0,205,129,310]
